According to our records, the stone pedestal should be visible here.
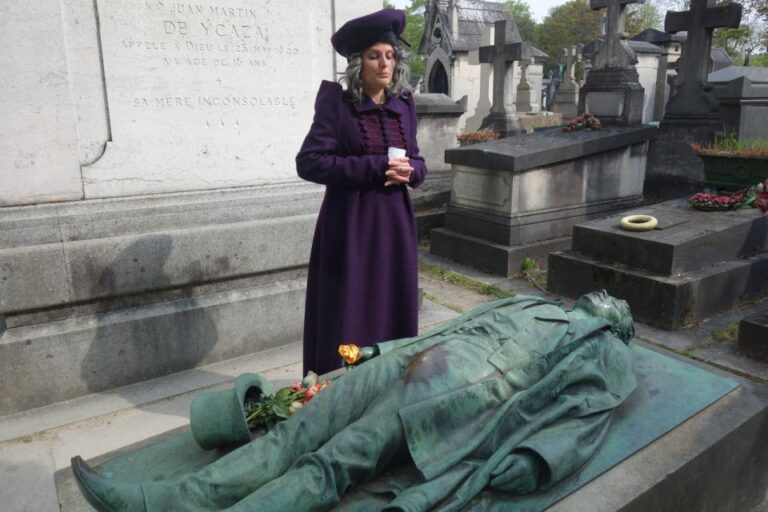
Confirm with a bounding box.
[431,126,655,276]
[413,93,467,172]
[548,199,768,329]
[0,184,319,416]
[645,115,722,195]
[738,310,768,362]
[552,83,580,119]
[580,68,645,125]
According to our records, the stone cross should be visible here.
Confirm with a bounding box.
[515,57,535,113]
[552,46,580,118]
[478,19,532,116]
[665,0,742,116]
[590,0,644,70]
[562,46,579,90]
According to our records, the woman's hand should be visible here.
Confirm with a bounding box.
[385,157,413,187]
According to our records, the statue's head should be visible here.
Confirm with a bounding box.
[574,290,635,342]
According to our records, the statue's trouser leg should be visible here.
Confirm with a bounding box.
[227,382,409,511]
[141,353,407,511]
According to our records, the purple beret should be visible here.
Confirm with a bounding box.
[331,8,406,58]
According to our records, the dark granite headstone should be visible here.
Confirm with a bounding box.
[645,0,743,192]
[548,199,768,329]
[737,310,768,362]
[664,0,742,120]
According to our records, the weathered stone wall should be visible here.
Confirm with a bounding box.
[0,0,384,416]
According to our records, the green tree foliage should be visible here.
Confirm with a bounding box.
[538,0,601,69]
[506,0,539,44]
[625,2,664,36]
[385,0,426,76]
[712,0,767,66]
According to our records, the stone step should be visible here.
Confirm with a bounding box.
[0,298,457,444]
[570,199,768,276]
[548,249,768,329]
[738,309,768,362]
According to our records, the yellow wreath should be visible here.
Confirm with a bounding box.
[620,214,658,232]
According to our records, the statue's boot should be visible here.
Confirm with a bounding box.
[71,456,145,512]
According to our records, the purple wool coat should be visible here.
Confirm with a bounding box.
[296,81,427,376]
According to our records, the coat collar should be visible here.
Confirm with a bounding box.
[352,90,407,116]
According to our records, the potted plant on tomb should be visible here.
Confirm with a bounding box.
[692,134,768,190]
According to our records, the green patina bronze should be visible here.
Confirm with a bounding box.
[189,373,273,450]
[71,292,718,512]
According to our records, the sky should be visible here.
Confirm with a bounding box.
[388,0,566,22]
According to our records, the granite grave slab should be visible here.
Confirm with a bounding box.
[548,198,768,329]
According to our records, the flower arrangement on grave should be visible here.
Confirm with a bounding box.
[562,113,602,132]
[457,128,501,146]
[243,373,330,431]
[688,191,744,211]
[687,179,768,213]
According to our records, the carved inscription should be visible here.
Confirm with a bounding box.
[99,0,308,136]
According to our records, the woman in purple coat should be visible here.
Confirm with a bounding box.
[296,9,427,376]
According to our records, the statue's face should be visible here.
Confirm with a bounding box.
[575,290,634,342]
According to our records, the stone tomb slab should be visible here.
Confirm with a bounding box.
[55,345,751,511]
[431,126,654,276]
[548,199,768,329]
[82,0,330,198]
[570,199,768,276]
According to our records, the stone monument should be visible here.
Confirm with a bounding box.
[709,66,768,141]
[579,0,646,125]
[419,0,508,132]
[548,199,768,329]
[552,47,581,119]
[477,19,548,135]
[0,0,382,416]
[645,0,742,191]
[430,125,654,276]
[515,58,535,113]
[664,0,743,122]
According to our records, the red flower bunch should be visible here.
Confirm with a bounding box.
[563,113,603,132]
[688,191,745,211]
[291,379,330,403]
[244,373,330,431]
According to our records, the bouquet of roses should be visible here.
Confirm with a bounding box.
[243,372,330,431]
[563,113,603,132]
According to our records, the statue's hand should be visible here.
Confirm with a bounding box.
[489,451,540,495]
